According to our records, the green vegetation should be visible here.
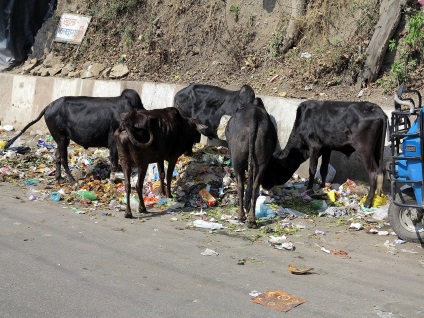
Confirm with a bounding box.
[386,11,424,89]
[268,31,284,57]
[230,4,240,23]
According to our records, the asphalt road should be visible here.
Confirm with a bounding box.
[1,182,423,318]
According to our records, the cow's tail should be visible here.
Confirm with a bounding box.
[244,120,258,213]
[4,105,50,150]
[375,115,388,195]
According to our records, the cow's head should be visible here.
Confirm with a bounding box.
[261,147,307,190]
[120,111,154,148]
[121,89,144,110]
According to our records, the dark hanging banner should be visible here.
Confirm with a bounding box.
[0,0,57,70]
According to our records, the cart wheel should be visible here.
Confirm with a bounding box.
[388,190,424,244]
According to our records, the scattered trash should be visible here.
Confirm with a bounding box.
[24,179,39,186]
[288,264,314,275]
[250,290,306,312]
[350,222,363,230]
[249,290,261,297]
[378,231,389,236]
[268,235,287,244]
[330,249,351,259]
[121,195,140,210]
[310,200,327,212]
[199,188,217,207]
[193,219,225,230]
[255,196,276,219]
[394,239,406,244]
[50,192,61,201]
[360,193,388,208]
[314,230,325,235]
[274,242,294,251]
[278,207,308,218]
[321,247,331,253]
[200,248,219,256]
[70,207,86,214]
[319,206,349,218]
[77,190,98,201]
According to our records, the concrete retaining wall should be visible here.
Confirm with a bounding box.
[0,73,393,184]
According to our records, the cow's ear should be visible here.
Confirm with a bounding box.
[239,84,255,105]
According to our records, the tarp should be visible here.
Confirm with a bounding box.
[0,0,57,71]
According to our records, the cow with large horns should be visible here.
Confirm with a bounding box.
[114,107,200,218]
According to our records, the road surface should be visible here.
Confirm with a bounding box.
[1,182,423,318]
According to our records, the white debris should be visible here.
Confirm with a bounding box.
[350,222,363,230]
[193,219,225,230]
[201,248,219,256]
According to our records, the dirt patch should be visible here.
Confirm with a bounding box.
[7,0,424,108]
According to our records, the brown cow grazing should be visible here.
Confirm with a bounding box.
[114,107,200,218]
[225,101,278,228]
[262,100,388,208]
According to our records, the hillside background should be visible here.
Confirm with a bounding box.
[10,0,424,105]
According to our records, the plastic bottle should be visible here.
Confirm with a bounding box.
[77,190,98,201]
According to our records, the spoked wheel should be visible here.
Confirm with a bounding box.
[388,190,424,244]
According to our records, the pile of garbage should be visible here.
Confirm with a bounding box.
[0,126,391,241]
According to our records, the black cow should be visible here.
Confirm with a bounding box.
[226,102,278,228]
[5,89,144,184]
[262,100,388,208]
[114,107,200,218]
[173,83,257,139]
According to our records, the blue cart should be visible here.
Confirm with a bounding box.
[388,84,424,243]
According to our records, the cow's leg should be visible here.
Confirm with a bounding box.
[246,169,263,229]
[120,158,133,218]
[358,149,380,208]
[307,147,320,190]
[156,161,166,196]
[61,144,76,184]
[55,137,74,184]
[136,164,148,213]
[165,159,177,198]
[108,137,120,173]
[319,149,332,188]
[234,170,246,222]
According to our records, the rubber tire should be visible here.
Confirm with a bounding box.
[388,190,424,244]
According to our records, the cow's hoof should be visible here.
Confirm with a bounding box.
[138,208,148,214]
[238,216,246,223]
[56,177,67,184]
[246,220,258,229]
[124,213,133,219]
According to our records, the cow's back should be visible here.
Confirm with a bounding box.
[292,100,387,151]
[44,95,141,148]
[226,106,277,167]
